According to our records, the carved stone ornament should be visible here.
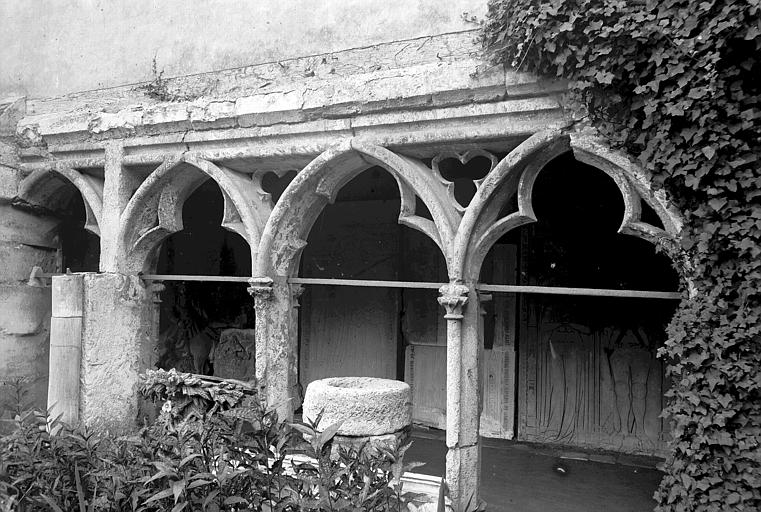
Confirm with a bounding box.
[290,283,305,307]
[438,283,470,320]
[431,149,498,212]
[248,277,274,300]
[147,281,166,304]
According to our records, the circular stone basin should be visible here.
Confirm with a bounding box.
[302,377,412,436]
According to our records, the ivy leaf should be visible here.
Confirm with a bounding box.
[595,70,615,84]
[708,198,727,212]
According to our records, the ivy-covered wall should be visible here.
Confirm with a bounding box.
[479,1,760,510]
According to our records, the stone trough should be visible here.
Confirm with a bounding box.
[302,376,412,453]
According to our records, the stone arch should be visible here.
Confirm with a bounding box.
[255,139,462,278]
[118,155,269,273]
[16,167,104,236]
[454,130,683,281]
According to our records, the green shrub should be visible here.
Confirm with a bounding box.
[1,371,420,512]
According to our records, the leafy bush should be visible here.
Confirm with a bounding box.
[1,371,421,512]
[480,1,760,510]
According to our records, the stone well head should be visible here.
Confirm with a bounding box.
[302,377,412,437]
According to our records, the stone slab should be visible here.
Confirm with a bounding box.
[214,328,255,380]
[51,274,84,317]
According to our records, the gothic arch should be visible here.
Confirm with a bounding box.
[453,130,683,281]
[255,139,462,278]
[118,155,269,273]
[16,167,104,236]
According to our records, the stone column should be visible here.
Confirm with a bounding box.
[79,273,155,431]
[249,276,296,421]
[439,282,481,512]
[99,142,138,272]
[48,275,84,425]
[290,283,305,408]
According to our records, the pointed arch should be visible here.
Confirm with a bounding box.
[453,130,683,281]
[255,139,462,277]
[16,167,104,236]
[118,155,269,273]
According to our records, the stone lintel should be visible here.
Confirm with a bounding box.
[17,98,567,175]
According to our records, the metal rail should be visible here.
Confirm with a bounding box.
[32,269,681,300]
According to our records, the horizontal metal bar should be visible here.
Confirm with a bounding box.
[141,274,250,283]
[477,283,681,300]
[289,277,443,289]
[34,271,681,299]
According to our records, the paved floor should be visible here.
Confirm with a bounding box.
[406,430,664,512]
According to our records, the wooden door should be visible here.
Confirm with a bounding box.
[300,200,401,387]
[517,226,671,455]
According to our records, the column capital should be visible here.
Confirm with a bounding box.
[438,282,469,320]
[248,277,274,299]
[290,283,305,307]
[147,281,166,304]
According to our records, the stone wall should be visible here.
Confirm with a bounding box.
[0,99,56,421]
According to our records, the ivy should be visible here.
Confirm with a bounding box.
[480,1,761,510]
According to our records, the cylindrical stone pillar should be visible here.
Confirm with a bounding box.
[249,276,297,421]
[439,282,481,512]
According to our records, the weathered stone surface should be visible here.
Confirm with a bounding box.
[0,97,25,137]
[0,204,60,248]
[251,276,297,420]
[80,273,155,431]
[0,241,57,281]
[446,443,480,511]
[0,165,21,200]
[0,284,51,335]
[214,328,255,380]
[0,330,50,412]
[303,377,412,436]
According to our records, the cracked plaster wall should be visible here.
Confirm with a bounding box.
[1,0,486,98]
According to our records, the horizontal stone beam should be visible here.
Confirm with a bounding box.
[18,99,567,173]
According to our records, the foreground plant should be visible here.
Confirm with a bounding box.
[1,371,422,511]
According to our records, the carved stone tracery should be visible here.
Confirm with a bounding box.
[431,149,498,212]
[16,167,105,237]
[118,156,270,273]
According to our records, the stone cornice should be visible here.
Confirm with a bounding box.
[18,96,567,173]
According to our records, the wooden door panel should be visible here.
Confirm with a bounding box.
[301,286,398,385]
